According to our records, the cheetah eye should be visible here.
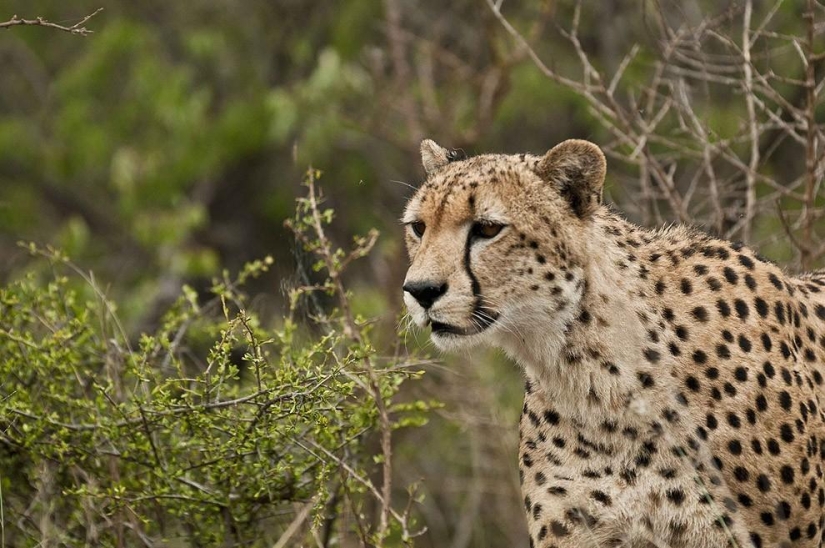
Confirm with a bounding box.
[471,221,505,239]
[410,221,426,238]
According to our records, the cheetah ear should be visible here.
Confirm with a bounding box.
[420,139,450,176]
[536,139,606,218]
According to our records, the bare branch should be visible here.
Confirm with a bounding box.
[742,0,759,242]
[0,8,103,36]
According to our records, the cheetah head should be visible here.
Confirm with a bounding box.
[402,139,606,354]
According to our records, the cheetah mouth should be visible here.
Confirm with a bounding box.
[429,306,499,337]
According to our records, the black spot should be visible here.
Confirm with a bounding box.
[756,474,771,492]
[761,333,772,351]
[643,349,660,364]
[734,367,748,382]
[655,280,666,295]
[775,302,786,325]
[692,350,707,364]
[680,278,692,294]
[733,466,749,481]
[767,439,780,455]
[778,391,792,411]
[550,521,569,537]
[590,490,612,506]
[769,273,783,290]
[755,394,768,411]
[723,267,738,284]
[716,344,731,359]
[707,277,722,291]
[692,307,709,322]
[780,465,794,484]
[717,300,731,317]
[638,372,655,388]
[686,376,700,392]
[675,325,688,340]
[754,297,768,317]
[728,439,742,455]
[750,532,762,548]
[738,254,754,269]
[543,410,560,425]
[738,335,751,352]
[734,299,749,319]
[779,423,794,442]
[666,488,685,505]
[622,427,638,440]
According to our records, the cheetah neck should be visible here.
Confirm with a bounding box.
[498,211,664,424]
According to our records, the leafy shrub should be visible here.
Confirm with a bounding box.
[0,172,427,547]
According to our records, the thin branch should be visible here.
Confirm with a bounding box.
[802,0,821,269]
[742,0,759,242]
[0,8,103,36]
[290,170,396,541]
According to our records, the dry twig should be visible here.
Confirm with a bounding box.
[487,0,825,268]
[0,8,103,36]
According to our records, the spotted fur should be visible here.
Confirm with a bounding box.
[403,139,825,547]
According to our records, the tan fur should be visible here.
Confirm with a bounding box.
[403,139,825,548]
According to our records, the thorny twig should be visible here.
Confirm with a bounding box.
[0,8,103,35]
[285,169,401,542]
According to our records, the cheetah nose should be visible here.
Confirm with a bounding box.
[403,281,448,309]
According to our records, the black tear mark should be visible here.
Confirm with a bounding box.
[464,225,498,328]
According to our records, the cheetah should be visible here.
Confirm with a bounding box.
[402,139,825,547]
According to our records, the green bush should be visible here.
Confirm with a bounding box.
[0,172,428,547]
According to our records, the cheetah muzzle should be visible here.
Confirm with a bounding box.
[403,138,825,548]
